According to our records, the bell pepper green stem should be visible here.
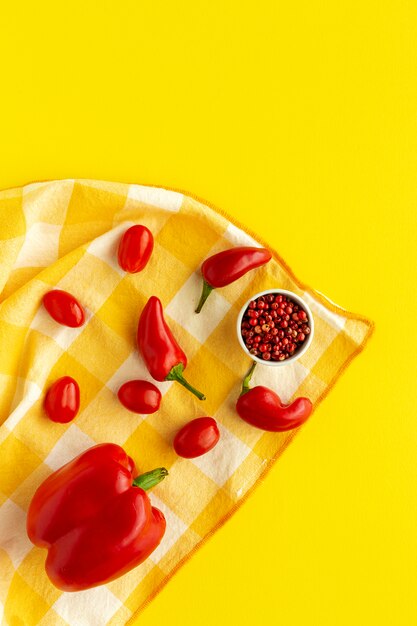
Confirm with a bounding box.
[166,363,206,400]
[132,467,168,490]
[241,361,257,395]
[195,280,214,313]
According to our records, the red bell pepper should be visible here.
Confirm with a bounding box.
[236,363,313,431]
[26,443,167,591]
[195,246,272,313]
[138,296,206,400]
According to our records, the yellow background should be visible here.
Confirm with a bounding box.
[0,2,416,624]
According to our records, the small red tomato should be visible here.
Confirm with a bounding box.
[44,376,80,423]
[117,380,161,414]
[118,225,154,273]
[173,417,220,459]
[43,290,85,327]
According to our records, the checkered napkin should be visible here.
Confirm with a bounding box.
[0,180,373,625]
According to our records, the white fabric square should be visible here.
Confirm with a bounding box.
[224,222,259,247]
[106,352,173,396]
[13,223,62,269]
[251,360,310,404]
[148,495,188,563]
[53,585,122,626]
[44,424,96,470]
[303,291,346,332]
[87,223,134,276]
[5,378,42,431]
[166,272,231,344]
[0,500,33,568]
[30,305,92,351]
[192,424,252,486]
[124,185,183,212]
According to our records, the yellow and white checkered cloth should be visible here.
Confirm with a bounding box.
[0,179,373,625]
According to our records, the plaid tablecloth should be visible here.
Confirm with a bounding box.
[0,179,373,625]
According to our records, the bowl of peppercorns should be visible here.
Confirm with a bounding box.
[237,289,314,365]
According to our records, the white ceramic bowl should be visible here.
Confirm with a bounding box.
[236,289,315,366]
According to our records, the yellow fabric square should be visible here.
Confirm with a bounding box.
[64,181,126,225]
[312,332,358,384]
[0,279,47,327]
[96,278,146,343]
[155,459,219,526]
[0,191,25,239]
[58,252,121,313]
[18,549,61,606]
[204,304,251,377]
[12,396,72,463]
[156,209,223,270]
[12,331,63,385]
[39,246,86,286]
[124,564,165,614]
[190,488,235,536]
[123,421,178,475]
[0,321,28,376]
[223,450,264,498]
[130,242,192,304]
[8,463,52,512]
[0,268,43,301]
[38,610,72,626]
[59,222,113,257]
[0,237,25,296]
[68,317,131,384]
[0,433,43,497]
[0,373,16,426]
[76,386,142,444]
[253,429,296,461]
[186,344,238,415]
[4,571,50,625]
[22,180,75,226]
[157,527,201,573]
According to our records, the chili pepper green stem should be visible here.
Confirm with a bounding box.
[166,363,206,400]
[195,280,214,313]
[132,467,168,490]
[241,361,257,395]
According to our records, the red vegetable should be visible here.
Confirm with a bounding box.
[174,417,220,458]
[196,246,272,313]
[44,376,80,423]
[26,443,167,591]
[43,290,85,327]
[138,296,206,400]
[118,380,161,414]
[236,363,313,431]
[118,225,154,273]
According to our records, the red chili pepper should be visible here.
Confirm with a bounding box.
[174,417,220,458]
[117,380,162,414]
[43,289,85,327]
[138,296,206,400]
[117,225,154,273]
[195,246,272,313]
[44,376,80,423]
[236,363,313,431]
[26,443,167,591]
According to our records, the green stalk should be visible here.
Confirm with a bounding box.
[195,280,214,313]
[166,363,206,400]
[241,361,257,395]
[132,467,168,490]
